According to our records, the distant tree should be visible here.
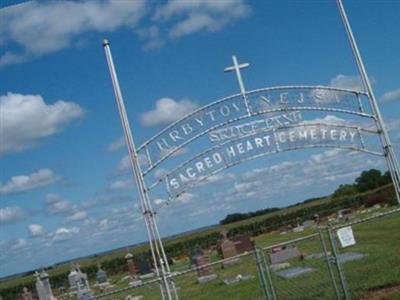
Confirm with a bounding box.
[381,171,392,185]
[355,169,384,192]
[332,184,358,198]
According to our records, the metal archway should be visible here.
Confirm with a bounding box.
[102,2,400,299]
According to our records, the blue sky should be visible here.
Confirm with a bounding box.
[0,0,399,277]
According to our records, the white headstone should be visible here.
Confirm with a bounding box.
[337,226,356,248]
[35,271,57,300]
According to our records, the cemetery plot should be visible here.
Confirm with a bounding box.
[260,234,344,300]
[333,213,400,299]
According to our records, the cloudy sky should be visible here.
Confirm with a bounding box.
[1,0,399,277]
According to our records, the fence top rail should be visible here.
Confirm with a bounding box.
[261,233,320,251]
[330,206,400,230]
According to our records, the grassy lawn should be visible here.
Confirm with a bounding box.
[100,210,400,299]
[1,208,399,300]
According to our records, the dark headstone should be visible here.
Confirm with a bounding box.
[96,266,108,284]
[232,235,253,253]
[190,246,205,265]
[137,257,152,275]
[194,255,212,277]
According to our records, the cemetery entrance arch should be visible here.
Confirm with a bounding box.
[102,1,400,299]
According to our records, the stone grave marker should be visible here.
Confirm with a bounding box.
[269,246,302,264]
[337,252,367,263]
[220,233,241,267]
[191,247,217,284]
[276,267,315,279]
[232,235,253,253]
[21,287,35,300]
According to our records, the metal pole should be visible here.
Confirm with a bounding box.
[102,39,177,300]
[327,226,351,300]
[318,228,341,300]
[336,0,400,204]
[260,248,277,300]
[254,247,271,300]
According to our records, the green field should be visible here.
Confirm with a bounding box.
[113,211,400,300]
[24,209,397,300]
[1,201,399,299]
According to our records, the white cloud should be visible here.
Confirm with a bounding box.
[51,226,80,242]
[175,192,196,204]
[11,238,28,251]
[0,92,84,155]
[140,98,198,127]
[137,26,164,49]
[109,179,134,191]
[0,1,146,66]
[0,206,23,224]
[154,168,169,180]
[117,154,148,173]
[154,0,250,39]
[154,198,166,205]
[107,137,125,152]
[28,224,44,236]
[45,193,74,214]
[81,195,133,208]
[159,146,188,159]
[0,169,58,195]
[300,115,348,126]
[381,88,400,103]
[329,74,364,91]
[66,211,88,222]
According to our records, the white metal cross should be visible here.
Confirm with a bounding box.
[224,55,251,115]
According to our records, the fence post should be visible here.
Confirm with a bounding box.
[327,225,351,300]
[318,227,341,300]
[254,247,277,300]
[254,247,271,300]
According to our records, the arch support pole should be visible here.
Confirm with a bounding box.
[103,40,179,300]
[337,0,400,203]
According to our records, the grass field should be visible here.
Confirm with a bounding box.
[78,209,400,299]
[1,205,399,299]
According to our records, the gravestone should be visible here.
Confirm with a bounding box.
[232,235,253,253]
[220,234,241,267]
[269,246,301,264]
[292,225,304,233]
[35,270,57,300]
[137,256,152,276]
[276,267,315,279]
[21,287,35,300]
[68,265,90,294]
[191,247,217,284]
[303,220,315,228]
[96,265,108,284]
[190,246,204,266]
[223,274,255,285]
[125,252,139,278]
[67,265,94,299]
[337,252,367,263]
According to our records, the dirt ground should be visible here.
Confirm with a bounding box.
[361,285,400,300]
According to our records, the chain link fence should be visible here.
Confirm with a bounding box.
[85,207,400,300]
